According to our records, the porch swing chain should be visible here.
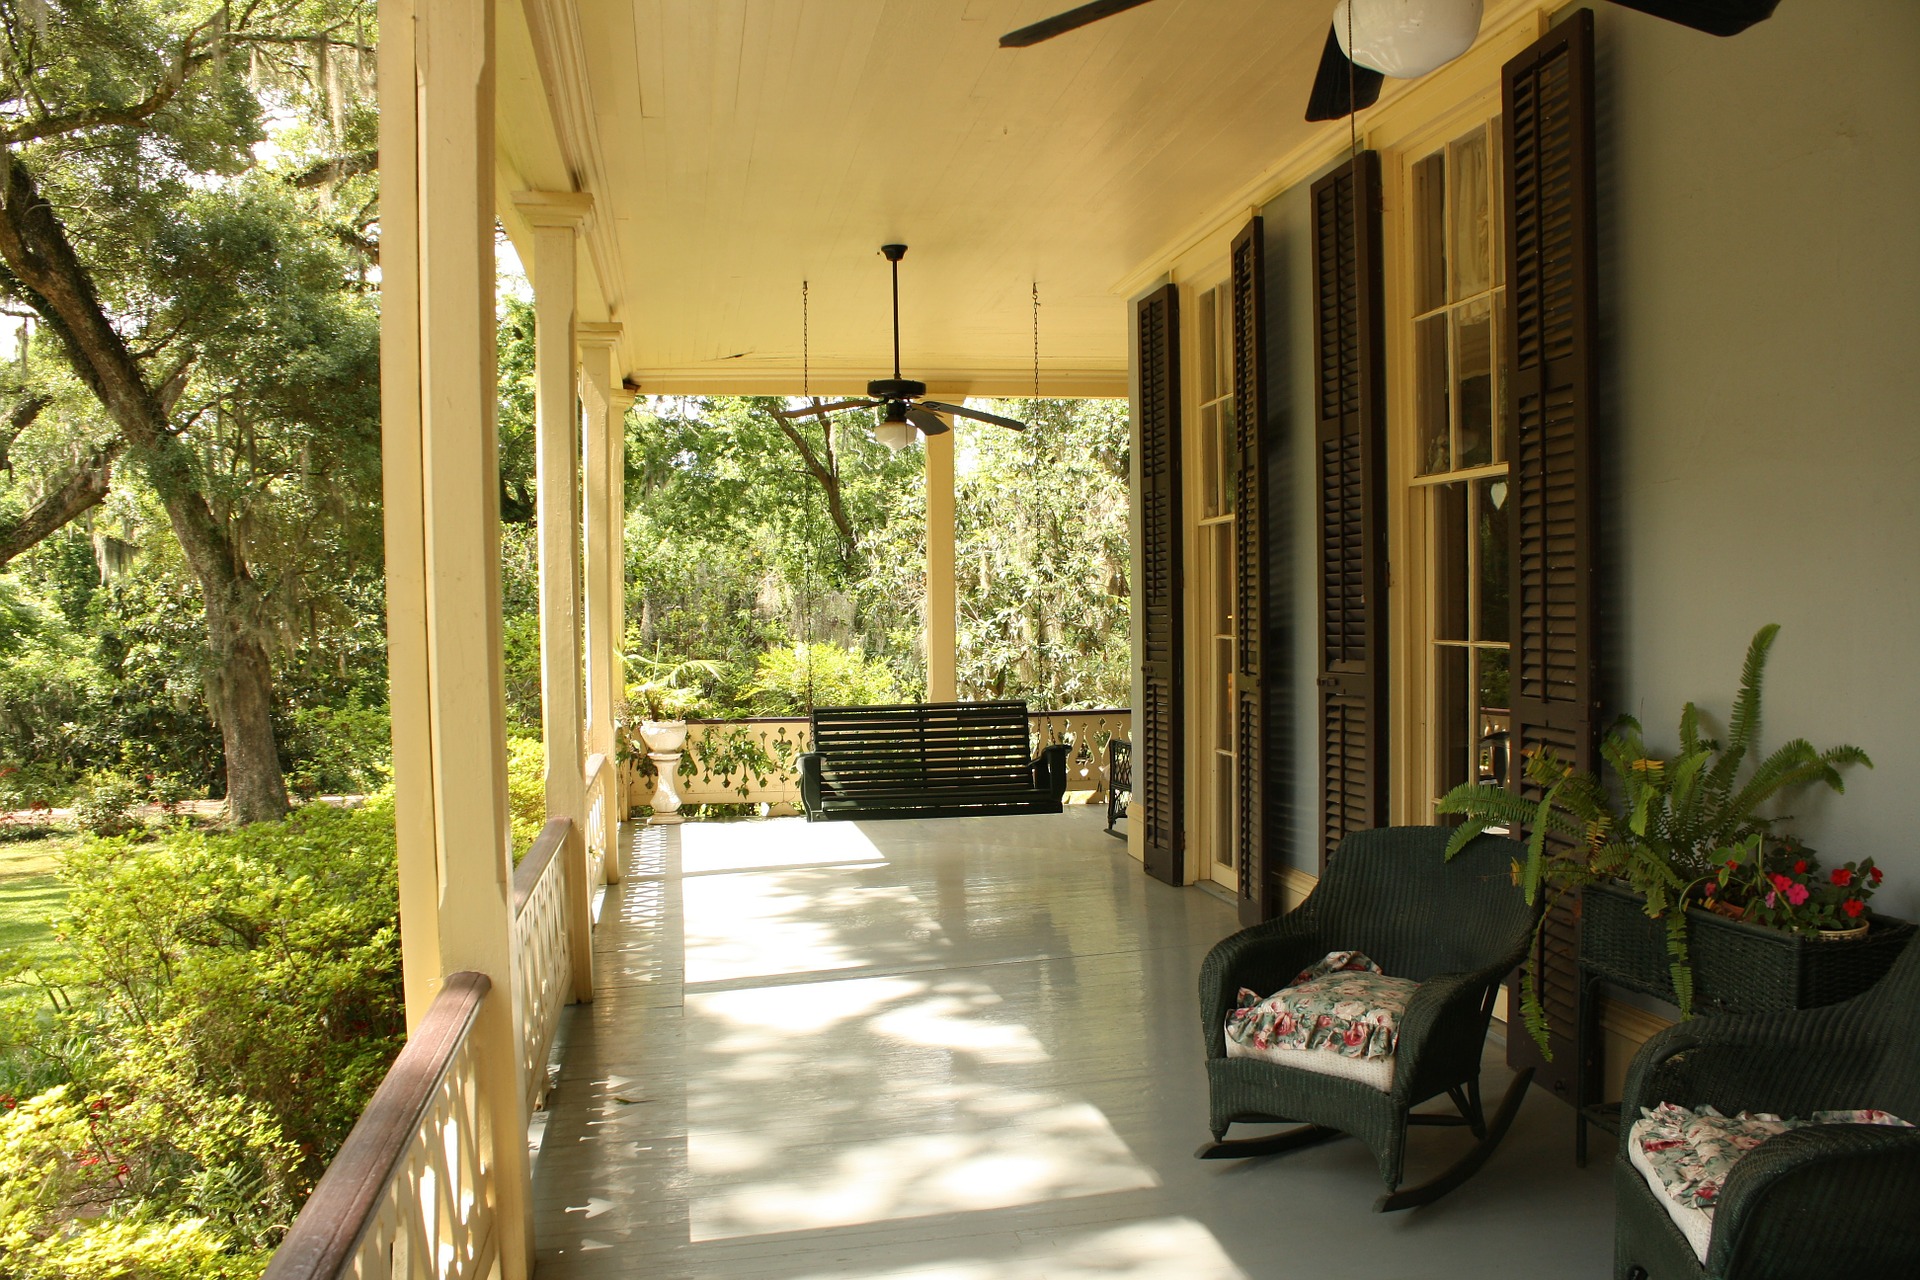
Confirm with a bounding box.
[1028,280,1049,716]
[801,279,816,715]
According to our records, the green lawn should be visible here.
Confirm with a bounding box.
[0,833,76,956]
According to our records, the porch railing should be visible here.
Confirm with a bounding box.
[510,818,572,1112]
[620,707,1131,814]
[584,752,614,886]
[260,972,497,1280]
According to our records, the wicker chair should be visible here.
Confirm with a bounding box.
[1196,826,1538,1211]
[1615,936,1920,1280]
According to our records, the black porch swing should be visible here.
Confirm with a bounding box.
[780,265,1070,822]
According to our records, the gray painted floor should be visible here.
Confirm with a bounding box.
[529,808,1616,1278]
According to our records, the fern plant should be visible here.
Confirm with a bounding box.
[1437,624,1870,1054]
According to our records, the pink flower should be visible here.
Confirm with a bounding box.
[1344,1025,1366,1047]
[1315,1014,1332,1029]
[1276,1012,1296,1035]
[1765,890,1777,909]
[1785,883,1810,907]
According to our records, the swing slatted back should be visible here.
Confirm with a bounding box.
[802,701,1068,820]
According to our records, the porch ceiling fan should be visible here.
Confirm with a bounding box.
[999,0,1780,121]
[770,244,1028,452]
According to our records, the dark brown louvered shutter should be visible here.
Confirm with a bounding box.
[1502,8,1599,1099]
[1137,283,1184,886]
[1312,152,1388,872]
[1230,218,1271,924]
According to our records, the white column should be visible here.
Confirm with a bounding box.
[577,323,621,769]
[379,0,533,1272]
[605,381,634,856]
[924,420,958,702]
[515,190,593,1005]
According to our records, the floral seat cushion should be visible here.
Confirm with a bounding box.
[1627,1101,1913,1264]
[1222,951,1416,1092]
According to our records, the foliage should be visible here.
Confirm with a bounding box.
[1708,838,1885,935]
[0,800,404,1271]
[748,641,902,716]
[1439,625,1872,1050]
[71,774,140,840]
[622,649,721,723]
[0,1086,261,1280]
[505,736,547,860]
[280,698,392,798]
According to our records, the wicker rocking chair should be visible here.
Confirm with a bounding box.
[1196,826,1538,1211]
[1615,934,1920,1280]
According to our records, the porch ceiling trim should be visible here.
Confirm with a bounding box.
[521,0,626,336]
[1111,0,1551,294]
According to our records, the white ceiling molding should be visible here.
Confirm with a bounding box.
[519,0,627,344]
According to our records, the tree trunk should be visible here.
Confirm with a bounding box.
[0,156,291,822]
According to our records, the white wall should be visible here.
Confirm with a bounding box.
[1593,0,1920,918]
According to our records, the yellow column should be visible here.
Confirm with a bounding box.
[515,191,593,1005]
[924,421,958,701]
[605,380,634,861]
[380,0,533,1271]
[577,323,620,769]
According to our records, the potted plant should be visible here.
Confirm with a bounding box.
[1437,624,1891,1053]
[619,650,721,755]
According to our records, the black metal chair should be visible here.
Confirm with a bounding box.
[1197,825,1538,1211]
[1614,935,1920,1280]
[1105,738,1131,833]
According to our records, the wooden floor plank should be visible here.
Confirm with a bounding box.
[530,809,1615,1278]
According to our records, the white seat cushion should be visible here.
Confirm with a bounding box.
[1222,950,1415,1095]
[1627,1102,1914,1265]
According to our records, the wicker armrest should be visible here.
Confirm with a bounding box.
[1391,966,1506,1091]
[1705,1123,1920,1277]
[1197,913,1328,1059]
[1620,1008,1878,1122]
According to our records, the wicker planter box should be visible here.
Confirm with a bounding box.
[1580,880,1916,1014]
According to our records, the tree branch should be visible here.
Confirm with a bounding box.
[0,437,123,569]
[291,149,377,189]
[0,391,48,474]
[768,407,857,562]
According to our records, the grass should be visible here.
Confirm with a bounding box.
[0,830,77,956]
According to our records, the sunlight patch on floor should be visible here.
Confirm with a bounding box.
[777,1217,1249,1279]
[678,817,887,876]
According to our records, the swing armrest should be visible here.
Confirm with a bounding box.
[1032,743,1070,799]
[797,752,823,818]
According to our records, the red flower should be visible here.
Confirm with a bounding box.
[1769,873,1793,892]
[1832,868,1853,887]
[1843,898,1865,919]
[1871,867,1885,884]
[1344,1025,1366,1047]
[1705,881,1718,897]
[1793,859,1808,874]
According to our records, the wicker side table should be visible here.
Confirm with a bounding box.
[1573,881,1915,1164]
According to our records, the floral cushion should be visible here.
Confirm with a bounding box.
[1628,1102,1913,1264]
[1223,951,1416,1090]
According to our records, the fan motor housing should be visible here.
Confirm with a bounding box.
[868,378,926,400]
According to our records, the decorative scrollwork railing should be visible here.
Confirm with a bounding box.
[261,973,497,1280]
[620,708,1132,815]
[583,753,612,887]
[509,818,572,1113]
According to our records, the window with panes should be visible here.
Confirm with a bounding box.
[1194,281,1236,878]
[1410,118,1513,810]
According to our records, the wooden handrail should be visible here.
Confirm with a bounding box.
[511,817,570,917]
[261,971,491,1280]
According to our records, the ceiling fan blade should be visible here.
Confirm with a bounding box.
[1304,21,1385,122]
[1000,0,1160,48]
[920,400,1028,432]
[905,406,950,436]
[771,399,875,420]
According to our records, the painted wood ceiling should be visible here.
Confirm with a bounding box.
[495,0,1337,395]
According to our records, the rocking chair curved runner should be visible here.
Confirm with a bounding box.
[1196,826,1540,1211]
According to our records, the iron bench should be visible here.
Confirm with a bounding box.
[796,700,1070,822]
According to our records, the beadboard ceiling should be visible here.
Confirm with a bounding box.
[495,0,1337,395]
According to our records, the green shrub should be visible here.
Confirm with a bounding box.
[1,800,407,1268]
[505,735,546,860]
[748,641,901,715]
[280,700,392,798]
[72,774,140,839]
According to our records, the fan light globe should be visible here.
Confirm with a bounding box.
[1333,0,1483,79]
[875,419,917,453]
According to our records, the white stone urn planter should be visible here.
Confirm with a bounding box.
[641,719,688,825]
